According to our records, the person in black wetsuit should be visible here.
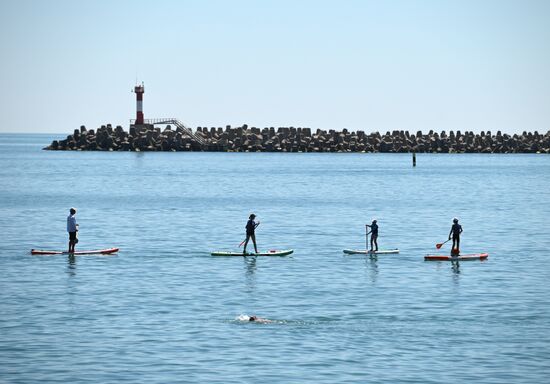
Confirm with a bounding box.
[448,218,463,255]
[366,219,379,252]
[243,214,260,254]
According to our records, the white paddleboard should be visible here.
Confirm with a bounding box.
[211,249,294,257]
[343,249,399,255]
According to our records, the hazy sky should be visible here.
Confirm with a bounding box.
[0,0,548,134]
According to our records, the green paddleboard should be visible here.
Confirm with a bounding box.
[211,249,294,257]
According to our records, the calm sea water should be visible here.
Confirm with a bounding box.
[1,133,549,383]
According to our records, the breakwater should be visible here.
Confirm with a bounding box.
[45,124,550,153]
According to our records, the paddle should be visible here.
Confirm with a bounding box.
[365,224,369,252]
[436,238,451,249]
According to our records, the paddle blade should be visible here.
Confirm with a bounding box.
[436,243,443,249]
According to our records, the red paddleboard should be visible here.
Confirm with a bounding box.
[425,253,488,261]
[31,248,119,255]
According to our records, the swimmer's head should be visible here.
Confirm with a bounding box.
[249,316,257,321]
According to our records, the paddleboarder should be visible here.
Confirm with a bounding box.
[366,219,379,252]
[67,208,79,253]
[243,214,260,254]
[448,218,463,255]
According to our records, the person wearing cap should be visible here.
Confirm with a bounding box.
[366,219,379,252]
[67,208,79,253]
[448,218,463,255]
[243,214,260,254]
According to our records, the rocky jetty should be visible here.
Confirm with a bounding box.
[45,124,550,154]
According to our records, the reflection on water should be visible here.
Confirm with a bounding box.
[67,254,76,276]
[451,260,460,285]
[451,260,460,274]
[365,254,379,283]
[244,256,257,291]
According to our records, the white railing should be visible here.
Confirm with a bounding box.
[130,118,207,145]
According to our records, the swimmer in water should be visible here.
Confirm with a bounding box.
[243,315,272,323]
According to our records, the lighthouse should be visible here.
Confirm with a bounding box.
[134,83,145,125]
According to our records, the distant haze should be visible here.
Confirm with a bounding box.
[0,0,549,134]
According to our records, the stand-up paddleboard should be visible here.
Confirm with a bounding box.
[343,249,399,255]
[31,248,119,255]
[211,249,293,257]
[424,253,488,261]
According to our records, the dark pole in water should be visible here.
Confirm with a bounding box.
[412,151,416,167]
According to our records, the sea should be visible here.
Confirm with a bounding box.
[1,133,549,383]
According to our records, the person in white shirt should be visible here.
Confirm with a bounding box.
[67,208,79,253]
